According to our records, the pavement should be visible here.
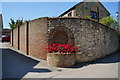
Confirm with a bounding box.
[1,42,120,79]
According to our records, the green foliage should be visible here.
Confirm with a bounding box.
[9,18,23,29]
[99,16,119,31]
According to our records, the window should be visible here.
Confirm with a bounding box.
[68,12,72,17]
[90,11,97,19]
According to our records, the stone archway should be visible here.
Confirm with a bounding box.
[52,31,68,44]
[48,27,74,45]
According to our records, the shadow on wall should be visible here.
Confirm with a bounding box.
[1,48,51,79]
[70,51,120,68]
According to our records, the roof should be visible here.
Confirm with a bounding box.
[59,2,83,17]
[98,2,110,15]
[59,1,110,17]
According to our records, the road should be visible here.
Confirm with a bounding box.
[1,42,120,79]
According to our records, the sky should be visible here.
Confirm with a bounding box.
[1,2,119,29]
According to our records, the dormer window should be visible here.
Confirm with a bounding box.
[68,12,72,17]
[90,11,97,19]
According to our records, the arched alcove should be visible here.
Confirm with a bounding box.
[48,27,74,45]
[52,31,68,44]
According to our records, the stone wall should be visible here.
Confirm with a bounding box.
[47,17,118,62]
[11,17,118,62]
[76,19,118,62]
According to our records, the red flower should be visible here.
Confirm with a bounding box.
[69,44,73,47]
[45,43,78,53]
[52,44,57,47]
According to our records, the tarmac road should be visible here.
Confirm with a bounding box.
[1,42,120,79]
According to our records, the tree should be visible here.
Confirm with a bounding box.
[9,18,23,29]
[99,16,118,31]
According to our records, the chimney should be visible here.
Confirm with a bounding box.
[83,0,99,2]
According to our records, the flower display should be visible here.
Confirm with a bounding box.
[46,43,78,53]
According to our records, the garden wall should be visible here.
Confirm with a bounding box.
[13,26,18,49]
[28,18,48,59]
[10,17,119,62]
[47,18,118,62]
[19,22,27,54]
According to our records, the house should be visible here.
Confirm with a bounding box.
[0,14,10,36]
[0,14,3,28]
[59,0,110,22]
[2,29,11,35]
[0,14,3,36]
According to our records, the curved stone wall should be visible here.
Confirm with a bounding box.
[47,17,118,62]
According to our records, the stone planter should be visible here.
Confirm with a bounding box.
[47,53,76,67]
